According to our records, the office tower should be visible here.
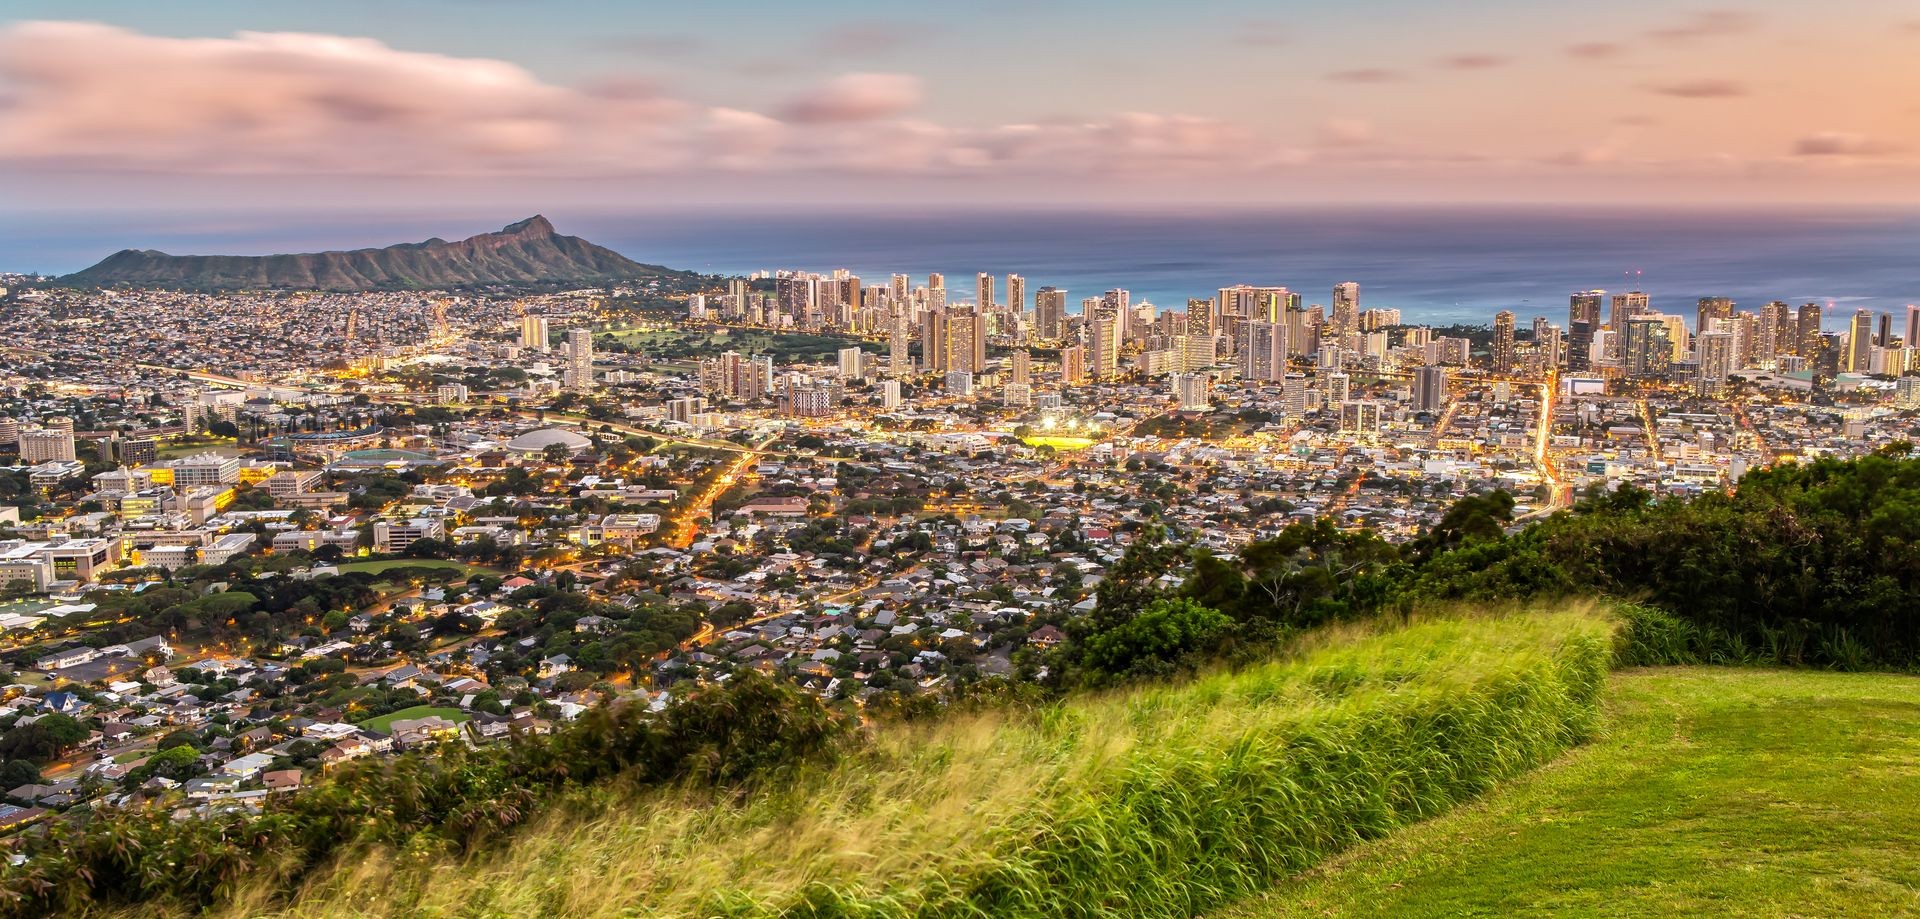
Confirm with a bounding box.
[1624,317,1674,379]
[1696,331,1735,383]
[1035,287,1067,339]
[1173,373,1211,412]
[1492,311,1517,373]
[1006,274,1025,314]
[520,314,550,351]
[1797,303,1824,359]
[1090,315,1121,380]
[563,328,594,388]
[1331,282,1360,337]
[1609,291,1650,331]
[1848,309,1874,373]
[1569,290,1604,329]
[1243,321,1288,382]
[1696,297,1734,335]
[1010,350,1032,385]
[1061,345,1087,385]
[976,273,995,311]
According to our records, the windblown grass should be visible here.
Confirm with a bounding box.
[240,603,1613,919]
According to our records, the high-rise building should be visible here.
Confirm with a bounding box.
[1848,309,1874,373]
[563,328,594,389]
[1758,300,1793,364]
[1331,282,1360,338]
[1797,303,1824,360]
[1412,365,1449,413]
[1491,311,1517,374]
[1173,373,1211,412]
[1566,320,1595,372]
[1609,291,1650,331]
[1035,287,1067,340]
[1623,317,1674,379]
[1696,330,1735,383]
[1242,321,1287,383]
[879,380,902,410]
[838,346,867,380]
[928,272,944,291]
[1185,298,1216,337]
[889,311,911,373]
[1531,317,1561,367]
[1696,297,1735,335]
[520,314,550,351]
[1006,274,1025,314]
[1569,290,1605,329]
[1906,305,1920,349]
[0,416,17,448]
[19,428,76,463]
[1338,400,1382,435]
[1061,345,1087,385]
[1090,315,1122,380]
[1010,350,1031,385]
[976,273,995,311]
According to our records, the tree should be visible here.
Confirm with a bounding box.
[1069,597,1232,684]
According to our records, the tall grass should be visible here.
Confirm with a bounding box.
[245,603,1615,919]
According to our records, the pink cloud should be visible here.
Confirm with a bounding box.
[1326,68,1404,84]
[1566,41,1623,60]
[778,72,923,123]
[1794,132,1899,157]
[1436,53,1510,70]
[1645,10,1758,42]
[1647,79,1747,98]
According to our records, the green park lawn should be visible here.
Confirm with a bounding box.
[355,705,470,734]
[1218,666,1920,918]
[332,559,493,577]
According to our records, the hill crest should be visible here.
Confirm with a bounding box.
[62,216,690,292]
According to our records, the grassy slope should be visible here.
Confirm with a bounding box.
[1218,667,1920,918]
[355,705,470,734]
[241,605,1612,919]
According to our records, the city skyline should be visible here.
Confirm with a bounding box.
[2,0,1919,214]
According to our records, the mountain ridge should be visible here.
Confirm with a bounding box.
[61,216,692,291]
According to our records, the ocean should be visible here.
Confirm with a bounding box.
[5,206,1917,327]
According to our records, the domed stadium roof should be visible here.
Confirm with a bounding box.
[505,428,592,454]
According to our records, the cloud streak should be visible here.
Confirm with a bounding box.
[1647,79,1747,98]
[0,21,1275,180]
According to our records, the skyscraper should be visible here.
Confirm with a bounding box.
[1696,330,1735,382]
[1413,365,1449,413]
[1609,291,1649,331]
[1243,321,1287,383]
[1696,297,1734,335]
[1035,287,1067,340]
[976,273,995,311]
[520,314,550,351]
[1331,282,1360,337]
[1848,309,1873,373]
[1569,290,1604,329]
[1623,318,1673,379]
[1006,274,1025,314]
[1090,315,1121,380]
[1010,350,1031,385]
[1566,320,1595,372]
[1797,303,1824,360]
[563,328,594,388]
[1060,345,1087,385]
[1492,311,1517,374]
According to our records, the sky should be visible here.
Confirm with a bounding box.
[1,0,1919,213]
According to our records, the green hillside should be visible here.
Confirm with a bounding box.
[1219,667,1920,918]
[236,606,1613,919]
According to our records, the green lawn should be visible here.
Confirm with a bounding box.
[355,705,469,734]
[1218,667,1920,918]
[333,559,492,576]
